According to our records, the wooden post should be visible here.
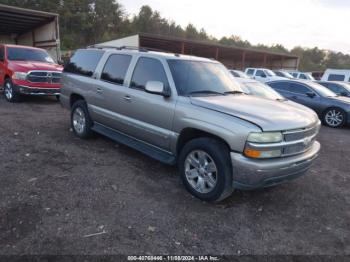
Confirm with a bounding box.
[241,51,246,70]
[263,54,267,67]
[181,42,185,54]
[215,47,219,60]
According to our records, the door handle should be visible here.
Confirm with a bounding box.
[96,87,102,94]
[123,95,131,102]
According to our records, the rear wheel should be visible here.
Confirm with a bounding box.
[71,100,94,139]
[178,137,234,202]
[323,108,346,128]
[4,78,21,103]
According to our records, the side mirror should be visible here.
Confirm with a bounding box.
[340,92,348,97]
[261,74,266,78]
[145,81,170,97]
[306,92,316,98]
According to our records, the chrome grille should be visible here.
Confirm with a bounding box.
[27,71,62,84]
[281,123,320,156]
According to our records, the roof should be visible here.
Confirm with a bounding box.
[1,43,45,50]
[0,4,58,35]
[88,46,217,62]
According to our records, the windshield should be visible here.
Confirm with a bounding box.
[231,70,250,78]
[265,69,276,77]
[305,73,315,81]
[241,81,284,100]
[167,60,243,96]
[7,47,54,63]
[307,81,337,97]
[281,71,294,78]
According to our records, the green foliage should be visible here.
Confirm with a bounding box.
[1,0,349,71]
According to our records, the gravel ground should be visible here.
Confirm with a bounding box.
[0,95,349,256]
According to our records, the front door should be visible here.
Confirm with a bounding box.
[121,57,176,151]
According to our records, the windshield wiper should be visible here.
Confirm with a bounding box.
[188,90,224,96]
[224,90,246,95]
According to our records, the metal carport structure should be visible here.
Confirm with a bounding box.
[97,33,299,70]
[0,4,60,61]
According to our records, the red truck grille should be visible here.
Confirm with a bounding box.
[27,71,62,84]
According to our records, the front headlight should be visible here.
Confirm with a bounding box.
[244,132,283,159]
[12,72,28,80]
[247,132,283,143]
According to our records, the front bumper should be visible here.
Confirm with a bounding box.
[15,85,60,96]
[231,141,321,189]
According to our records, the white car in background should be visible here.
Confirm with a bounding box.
[289,71,315,81]
[321,69,350,83]
[273,70,294,79]
[236,77,286,101]
[229,69,250,79]
[245,67,286,83]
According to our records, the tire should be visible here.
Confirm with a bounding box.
[178,137,234,202]
[71,100,94,139]
[3,78,21,103]
[322,107,346,128]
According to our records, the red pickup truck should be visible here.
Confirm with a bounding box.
[0,44,63,102]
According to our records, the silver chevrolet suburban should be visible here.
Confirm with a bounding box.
[60,47,321,202]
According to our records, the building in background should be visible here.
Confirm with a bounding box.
[96,33,299,70]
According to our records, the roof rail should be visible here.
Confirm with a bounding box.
[87,45,148,52]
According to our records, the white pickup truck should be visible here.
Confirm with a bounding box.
[245,68,286,83]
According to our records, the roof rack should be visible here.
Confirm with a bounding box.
[87,45,148,52]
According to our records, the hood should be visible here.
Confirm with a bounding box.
[8,61,63,72]
[190,95,319,131]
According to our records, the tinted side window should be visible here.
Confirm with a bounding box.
[299,74,307,79]
[130,57,168,90]
[0,46,4,62]
[292,73,298,77]
[327,83,345,94]
[101,54,131,85]
[230,71,239,77]
[256,70,265,77]
[328,74,345,81]
[64,50,104,77]
[268,82,290,91]
[246,69,254,75]
[289,83,311,94]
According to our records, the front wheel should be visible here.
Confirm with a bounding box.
[323,108,346,128]
[178,137,234,202]
[4,78,21,103]
[71,100,94,139]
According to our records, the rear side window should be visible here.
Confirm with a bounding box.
[268,81,289,91]
[255,70,265,77]
[299,74,307,79]
[130,57,168,90]
[289,83,311,94]
[64,49,104,77]
[246,69,254,75]
[101,54,132,85]
[327,83,345,94]
[0,46,4,62]
[328,74,345,81]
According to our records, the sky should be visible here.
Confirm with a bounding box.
[118,0,350,54]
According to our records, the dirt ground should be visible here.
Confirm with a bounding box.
[0,95,349,256]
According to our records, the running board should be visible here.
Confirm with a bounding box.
[91,123,176,165]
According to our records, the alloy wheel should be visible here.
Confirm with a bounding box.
[325,109,343,127]
[4,82,13,100]
[184,150,218,194]
[72,107,86,134]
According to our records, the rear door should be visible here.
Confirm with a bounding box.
[92,53,133,132]
[120,56,176,151]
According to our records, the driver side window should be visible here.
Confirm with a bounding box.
[289,83,311,95]
[130,57,169,91]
